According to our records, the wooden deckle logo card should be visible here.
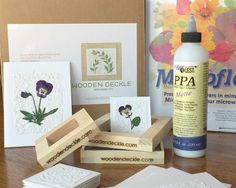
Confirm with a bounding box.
[81,43,122,81]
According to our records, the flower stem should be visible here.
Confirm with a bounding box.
[38,97,42,113]
[129,116,133,129]
[30,95,38,114]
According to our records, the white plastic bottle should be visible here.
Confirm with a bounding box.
[173,14,209,158]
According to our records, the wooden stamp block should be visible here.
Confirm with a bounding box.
[85,114,172,152]
[35,108,100,168]
[80,143,164,164]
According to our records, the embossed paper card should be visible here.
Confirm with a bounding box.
[23,163,101,188]
[3,61,72,147]
[8,24,137,105]
[110,97,151,133]
[115,166,228,188]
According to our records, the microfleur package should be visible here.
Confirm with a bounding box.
[147,0,236,132]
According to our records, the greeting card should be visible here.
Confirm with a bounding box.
[3,61,72,147]
[110,97,151,133]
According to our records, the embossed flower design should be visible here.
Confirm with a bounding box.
[20,80,58,125]
[119,105,141,130]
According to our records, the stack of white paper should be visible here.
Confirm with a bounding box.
[115,165,231,188]
[23,163,101,188]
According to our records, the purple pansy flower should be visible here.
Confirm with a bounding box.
[119,105,132,118]
[36,80,53,98]
[20,80,58,125]
[118,104,141,130]
[21,91,31,98]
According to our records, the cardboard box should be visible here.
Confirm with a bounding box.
[80,143,164,164]
[147,0,236,132]
[0,0,146,120]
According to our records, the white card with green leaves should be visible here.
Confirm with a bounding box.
[110,97,152,133]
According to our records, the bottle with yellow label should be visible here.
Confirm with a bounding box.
[173,14,209,158]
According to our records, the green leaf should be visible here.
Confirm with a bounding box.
[105,66,109,71]
[131,116,141,129]
[225,0,236,8]
[153,8,159,13]
[33,111,36,116]
[177,20,187,28]
[160,12,166,16]
[108,57,111,62]
[107,67,114,73]
[154,20,163,29]
[95,59,100,65]
[42,108,46,114]
[92,50,98,55]
[90,67,95,71]
[23,117,33,121]
[169,24,175,30]
[38,108,42,114]
[109,63,113,68]
[20,110,34,118]
[44,108,58,117]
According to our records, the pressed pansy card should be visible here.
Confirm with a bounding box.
[3,61,72,147]
[110,97,152,133]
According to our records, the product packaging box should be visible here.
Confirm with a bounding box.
[0,0,146,120]
[147,0,236,132]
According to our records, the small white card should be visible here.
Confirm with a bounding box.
[22,163,101,188]
[110,97,151,133]
[115,165,228,188]
[8,23,137,105]
[4,61,72,147]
